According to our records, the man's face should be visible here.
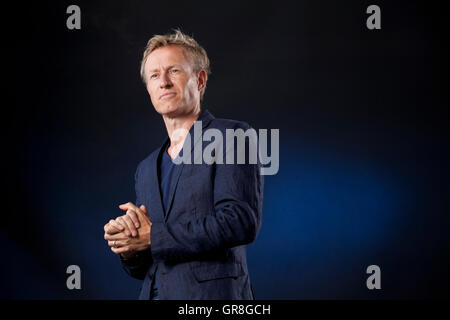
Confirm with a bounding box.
[143,45,201,117]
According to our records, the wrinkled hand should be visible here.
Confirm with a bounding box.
[104,202,152,259]
[104,204,146,237]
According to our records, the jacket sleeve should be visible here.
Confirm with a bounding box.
[150,126,264,263]
[120,163,153,279]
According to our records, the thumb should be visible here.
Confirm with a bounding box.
[140,205,148,216]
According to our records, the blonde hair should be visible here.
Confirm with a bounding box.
[140,29,211,103]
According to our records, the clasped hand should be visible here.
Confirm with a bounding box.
[104,202,152,259]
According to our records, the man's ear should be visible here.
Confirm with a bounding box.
[197,69,208,91]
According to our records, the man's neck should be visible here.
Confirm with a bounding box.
[162,106,201,159]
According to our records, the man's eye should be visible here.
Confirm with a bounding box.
[171,69,179,74]
[150,74,158,79]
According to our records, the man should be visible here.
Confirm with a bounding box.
[103,29,264,300]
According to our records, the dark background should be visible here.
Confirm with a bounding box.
[1,0,448,299]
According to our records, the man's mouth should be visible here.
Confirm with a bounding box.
[160,92,176,100]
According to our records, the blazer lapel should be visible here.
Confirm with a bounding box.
[148,139,168,224]
[163,109,215,222]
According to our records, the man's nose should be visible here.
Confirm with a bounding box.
[160,71,173,88]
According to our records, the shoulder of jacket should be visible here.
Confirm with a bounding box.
[209,117,252,131]
[136,148,159,173]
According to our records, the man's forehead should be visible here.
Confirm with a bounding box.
[145,46,189,69]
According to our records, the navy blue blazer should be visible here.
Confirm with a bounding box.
[120,109,264,299]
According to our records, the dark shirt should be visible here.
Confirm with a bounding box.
[150,144,176,299]
[159,147,176,214]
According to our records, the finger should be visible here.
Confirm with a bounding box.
[104,220,116,231]
[104,220,119,235]
[104,232,128,241]
[111,246,132,255]
[124,214,138,237]
[117,216,132,237]
[140,205,149,216]
[120,202,146,219]
[105,224,120,235]
[114,216,127,229]
[119,202,139,212]
[108,220,124,233]
[108,240,125,247]
[120,215,137,237]
[126,209,140,229]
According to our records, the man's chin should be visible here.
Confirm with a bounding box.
[157,104,193,118]
[156,104,180,115]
